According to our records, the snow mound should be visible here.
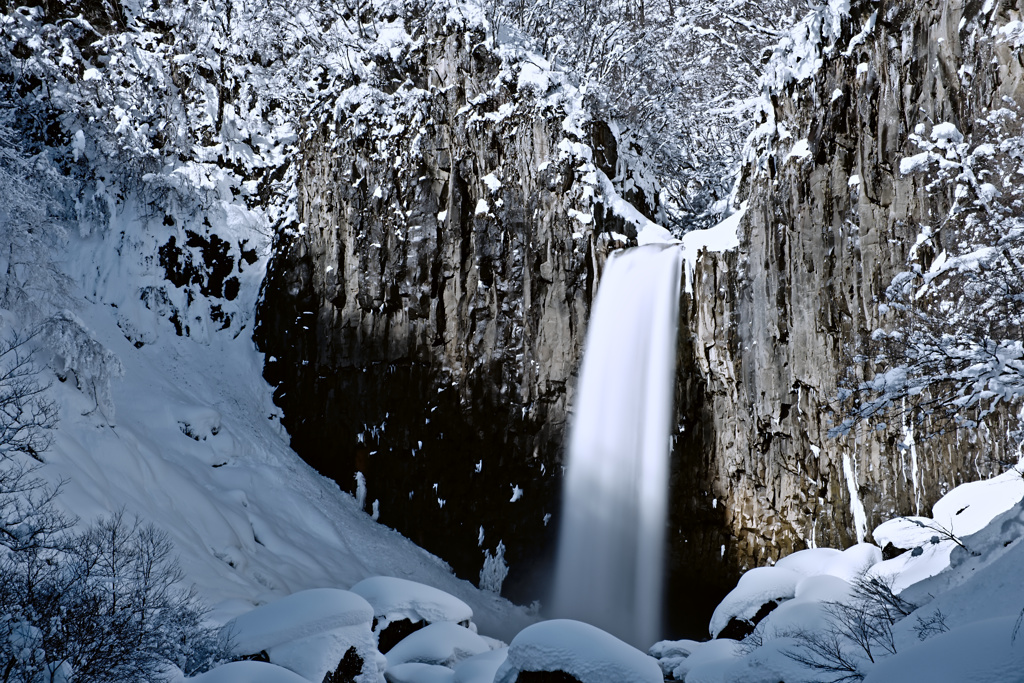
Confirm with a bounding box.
[772,547,843,575]
[451,648,508,683]
[863,616,1024,683]
[185,661,313,683]
[493,619,662,683]
[224,588,382,682]
[873,515,943,549]
[383,662,455,683]
[709,566,803,638]
[754,574,852,637]
[226,588,374,654]
[386,622,490,668]
[352,576,474,627]
[710,543,879,637]
[667,637,744,682]
[869,466,1024,592]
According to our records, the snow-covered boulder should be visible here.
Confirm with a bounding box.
[186,661,313,683]
[386,622,490,669]
[493,619,662,683]
[710,543,882,638]
[224,588,384,683]
[709,565,803,638]
[667,637,744,682]
[383,662,455,683]
[648,639,700,679]
[451,648,508,683]
[351,576,474,652]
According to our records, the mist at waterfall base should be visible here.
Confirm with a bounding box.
[551,244,685,649]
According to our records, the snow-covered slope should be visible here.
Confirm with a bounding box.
[0,0,538,650]
[26,197,533,641]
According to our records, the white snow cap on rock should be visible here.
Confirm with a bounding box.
[708,565,803,638]
[351,576,474,627]
[383,662,455,683]
[186,661,313,683]
[226,588,373,654]
[493,619,663,683]
[451,648,509,683]
[223,588,382,682]
[709,543,881,637]
[385,621,490,668]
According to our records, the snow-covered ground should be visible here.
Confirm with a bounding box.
[650,464,1024,682]
[15,194,534,649]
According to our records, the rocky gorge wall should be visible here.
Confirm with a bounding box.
[254,7,664,607]
[255,0,1024,640]
[687,0,1024,585]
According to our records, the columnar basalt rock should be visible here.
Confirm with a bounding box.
[255,10,655,602]
[686,0,1024,582]
[256,0,1024,640]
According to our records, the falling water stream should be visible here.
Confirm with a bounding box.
[551,243,684,649]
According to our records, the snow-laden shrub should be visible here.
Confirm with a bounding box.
[0,506,229,682]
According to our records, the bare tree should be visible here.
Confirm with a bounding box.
[0,331,58,461]
[785,574,916,682]
[0,512,229,683]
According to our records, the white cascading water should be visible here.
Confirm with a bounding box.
[551,243,684,649]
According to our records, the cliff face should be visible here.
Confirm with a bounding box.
[256,0,1024,639]
[255,8,657,600]
[688,0,1024,579]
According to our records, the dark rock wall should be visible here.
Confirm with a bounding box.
[256,0,1024,640]
[255,12,655,602]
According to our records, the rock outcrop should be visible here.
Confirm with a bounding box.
[256,0,1024,640]
[686,0,1024,588]
[255,7,655,602]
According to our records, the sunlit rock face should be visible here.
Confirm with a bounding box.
[254,8,657,604]
[686,0,1024,588]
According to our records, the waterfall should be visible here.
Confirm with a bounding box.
[552,243,684,649]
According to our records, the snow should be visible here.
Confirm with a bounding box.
[481,173,501,192]
[784,138,811,162]
[709,543,880,638]
[451,648,508,683]
[225,588,373,655]
[517,62,550,95]
[931,122,964,144]
[862,617,1024,683]
[708,566,803,638]
[680,202,745,285]
[668,638,744,681]
[928,465,1024,538]
[185,661,312,683]
[385,622,490,668]
[383,663,455,683]
[493,620,663,683]
[350,576,474,628]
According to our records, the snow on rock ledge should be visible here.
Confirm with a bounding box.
[493,619,662,683]
[709,543,880,638]
[351,576,474,628]
[186,661,313,683]
[224,588,383,682]
[385,622,491,668]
